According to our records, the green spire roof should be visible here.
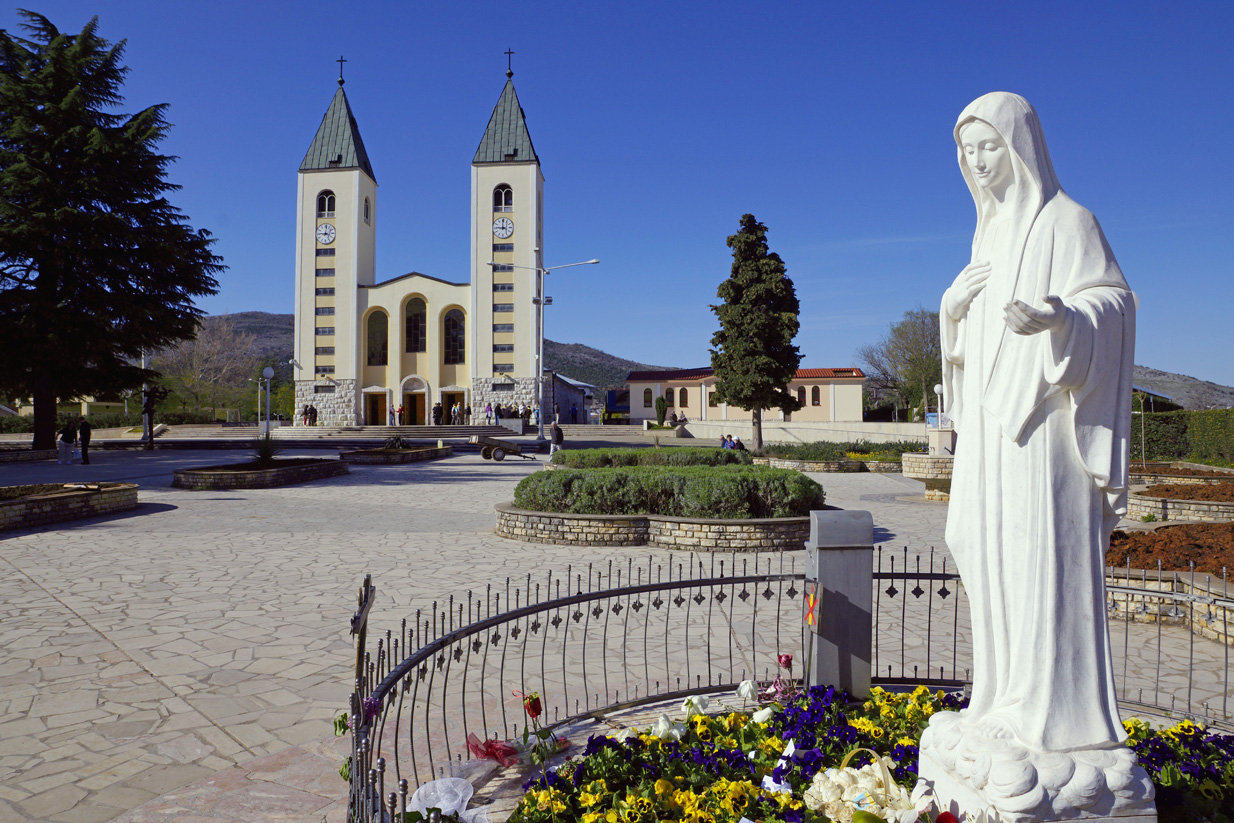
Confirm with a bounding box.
[300,84,376,181]
[473,78,538,164]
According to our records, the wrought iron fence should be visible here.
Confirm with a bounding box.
[345,548,1233,820]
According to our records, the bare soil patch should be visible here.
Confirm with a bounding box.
[1135,466,1234,478]
[1142,483,1234,502]
[191,457,333,473]
[1108,522,1234,574]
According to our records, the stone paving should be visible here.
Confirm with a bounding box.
[0,448,1228,822]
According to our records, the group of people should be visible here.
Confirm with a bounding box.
[719,434,746,451]
[483,402,541,426]
[430,402,471,426]
[56,416,92,465]
[667,412,689,426]
[300,405,320,426]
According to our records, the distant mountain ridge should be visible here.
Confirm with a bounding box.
[213,312,1232,408]
[216,312,673,390]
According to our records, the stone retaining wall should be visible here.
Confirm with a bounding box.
[752,457,899,473]
[340,446,453,464]
[173,459,348,490]
[1126,488,1234,523]
[495,503,810,551]
[1128,473,1233,486]
[1,483,138,531]
[0,449,56,464]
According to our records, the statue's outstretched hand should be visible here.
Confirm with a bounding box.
[944,261,991,319]
[1005,295,1068,336]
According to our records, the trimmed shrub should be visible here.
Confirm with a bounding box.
[514,465,824,519]
[760,439,922,463]
[551,447,753,469]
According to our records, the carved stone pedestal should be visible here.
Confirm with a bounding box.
[918,712,1156,822]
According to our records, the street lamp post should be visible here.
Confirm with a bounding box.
[488,254,598,441]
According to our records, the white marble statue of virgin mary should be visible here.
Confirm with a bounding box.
[940,92,1136,753]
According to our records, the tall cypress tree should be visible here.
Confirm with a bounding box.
[0,11,222,449]
[709,214,802,451]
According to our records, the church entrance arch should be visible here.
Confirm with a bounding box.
[400,376,429,425]
[362,387,391,426]
[441,385,467,425]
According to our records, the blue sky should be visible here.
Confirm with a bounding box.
[7,1,1233,385]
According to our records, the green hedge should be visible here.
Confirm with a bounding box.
[514,465,824,519]
[759,440,923,463]
[1131,409,1234,465]
[0,410,216,433]
[551,447,754,469]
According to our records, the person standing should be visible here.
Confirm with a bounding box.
[57,419,77,464]
[485,402,493,425]
[570,403,578,424]
[78,416,93,465]
[549,420,565,456]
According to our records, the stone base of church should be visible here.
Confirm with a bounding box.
[471,377,540,413]
[918,711,1156,823]
[294,379,358,426]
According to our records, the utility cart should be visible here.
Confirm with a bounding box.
[469,434,537,461]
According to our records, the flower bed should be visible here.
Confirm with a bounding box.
[753,457,900,474]
[551,448,753,469]
[1128,485,1234,523]
[1108,522,1234,575]
[514,466,823,520]
[495,503,810,550]
[759,440,923,464]
[506,683,1234,823]
[0,482,138,531]
[339,445,452,464]
[172,457,348,489]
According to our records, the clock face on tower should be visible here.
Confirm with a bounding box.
[316,223,336,245]
[492,217,514,239]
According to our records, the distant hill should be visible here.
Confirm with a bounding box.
[213,313,1232,408]
[1133,365,1234,410]
[215,312,673,389]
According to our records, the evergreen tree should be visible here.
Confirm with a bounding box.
[709,214,802,451]
[0,12,222,449]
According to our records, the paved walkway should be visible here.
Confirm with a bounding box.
[0,451,1226,822]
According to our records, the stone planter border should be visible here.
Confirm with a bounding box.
[1,483,138,531]
[339,446,452,464]
[172,459,348,490]
[901,452,953,501]
[495,502,810,551]
[753,456,899,473]
[0,448,58,464]
[1126,486,1234,524]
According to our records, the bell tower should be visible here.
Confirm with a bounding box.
[293,66,377,425]
[469,64,544,412]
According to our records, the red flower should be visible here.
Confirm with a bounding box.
[936,813,959,823]
[777,654,793,671]
[523,692,542,720]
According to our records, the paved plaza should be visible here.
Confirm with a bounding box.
[0,448,1226,822]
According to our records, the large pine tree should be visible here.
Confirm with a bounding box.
[709,214,802,451]
[0,12,222,449]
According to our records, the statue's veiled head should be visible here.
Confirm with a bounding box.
[955,92,1062,219]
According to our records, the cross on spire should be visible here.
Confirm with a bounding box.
[505,48,515,78]
[337,55,348,86]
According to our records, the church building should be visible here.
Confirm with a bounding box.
[292,66,548,425]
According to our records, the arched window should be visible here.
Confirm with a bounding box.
[665,389,674,407]
[811,386,821,406]
[316,190,335,217]
[679,389,688,408]
[797,386,806,405]
[364,197,371,223]
[643,388,653,408]
[366,311,388,366]
[444,309,465,365]
[405,298,426,353]
[493,185,513,213]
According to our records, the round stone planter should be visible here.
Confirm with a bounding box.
[494,503,810,551]
[753,456,900,473]
[339,446,453,464]
[1,482,138,531]
[901,453,953,501]
[1126,486,1234,524]
[172,458,348,490]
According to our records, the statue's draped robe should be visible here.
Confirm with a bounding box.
[941,93,1135,752]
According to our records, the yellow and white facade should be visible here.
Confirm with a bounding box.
[293,70,547,425]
